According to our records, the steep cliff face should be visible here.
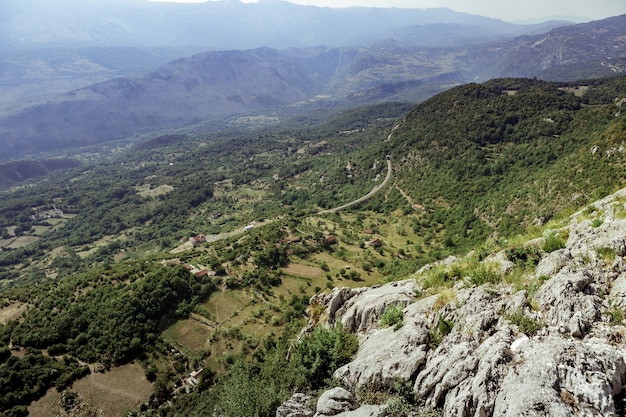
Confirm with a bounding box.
[281,187,626,417]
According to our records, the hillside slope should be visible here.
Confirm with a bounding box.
[0,48,324,160]
[1,77,626,416]
[387,76,626,252]
[290,185,626,416]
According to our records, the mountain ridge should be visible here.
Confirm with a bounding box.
[0,1,566,51]
[1,14,625,162]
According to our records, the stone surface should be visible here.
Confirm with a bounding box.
[493,337,626,417]
[535,248,572,277]
[315,388,357,417]
[301,187,626,417]
[332,405,381,417]
[610,272,626,309]
[276,393,314,417]
[334,319,429,389]
[323,280,417,333]
[534,269,600,338]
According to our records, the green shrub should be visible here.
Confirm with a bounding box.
[606,306,624,325]
[542,233,566,253]
[427,315,454,349]
[467,264,501,286]
[506,311,543,336]
[380,305,404,330]
[292,324,359,389]
[506,245,542,269]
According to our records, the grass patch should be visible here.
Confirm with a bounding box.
[506,311,543,336]
[606,306,624,325]
[466,263,501,287]
[542,232,566,253]
[29,362,153,417]
[162,319,213,355]
[380,304,404,330]
[597,246,617,264]
[427,315,454,349]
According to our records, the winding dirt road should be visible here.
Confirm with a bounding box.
[170,158,392,253]
[317,158,392,214]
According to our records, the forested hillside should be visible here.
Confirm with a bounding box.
[387,77,626,251]
[0,76,625,416]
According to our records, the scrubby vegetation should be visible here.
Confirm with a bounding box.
[0,76,625,415]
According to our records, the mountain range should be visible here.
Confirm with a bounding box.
[1,12,625,162]
[0,1,569,112]
[0,0,568,51]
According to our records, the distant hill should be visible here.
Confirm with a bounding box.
[0,158,81,188]
[0,0,563,51]
[1,15,625,162]
[0,47,198,113]
[387,76,626,249]
[0,0,571,112]
[469,14,626,81]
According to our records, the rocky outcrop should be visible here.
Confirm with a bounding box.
[276,394,314,417]
[315,280,417,333]
[279,187,626,417]
[334,300,431,389]
[494,337,626,417]
[314,388,357,417]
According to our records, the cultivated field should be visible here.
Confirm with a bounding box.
[28,362,153,417]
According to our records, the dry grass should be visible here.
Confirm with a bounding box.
[136,184,174,198]
[6,235,40,249]
[27,387,62,417]
[282,263,323,279]
[162,319,213,355]
[28,362,152,417]
[0,302,27,324]
[204,290,251,324]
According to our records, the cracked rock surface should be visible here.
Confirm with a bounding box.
[280,187,626,417]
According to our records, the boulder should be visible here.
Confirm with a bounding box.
[334,320,429,389]
[441,329,515,417]
[333,294,438,389]
[325,280,417,333]
[610,272,626,310]
[535,249,572,277]
[330,405,381,417]
[314,388,357,417]
[485,250,515,275]
[493,337,626,416]
[414,328,515,416]
[535,269,600,338]
[277,393,314,417]
[567,218,626,261]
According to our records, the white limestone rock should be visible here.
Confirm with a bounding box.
[325,280,417,333]
[493,337,626,417]
[334,318,429,389]
[534,269,600,338]
[276,393,314,417]
[610,272,626,310]
[314,388,357,417]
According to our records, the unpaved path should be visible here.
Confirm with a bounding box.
[317,158,392,214]
[170,157,392,252]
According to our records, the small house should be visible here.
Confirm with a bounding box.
[189,234,207,245]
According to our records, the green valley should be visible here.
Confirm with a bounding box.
[1,75,626,416]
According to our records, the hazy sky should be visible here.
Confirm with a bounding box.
[149,0,626,22]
